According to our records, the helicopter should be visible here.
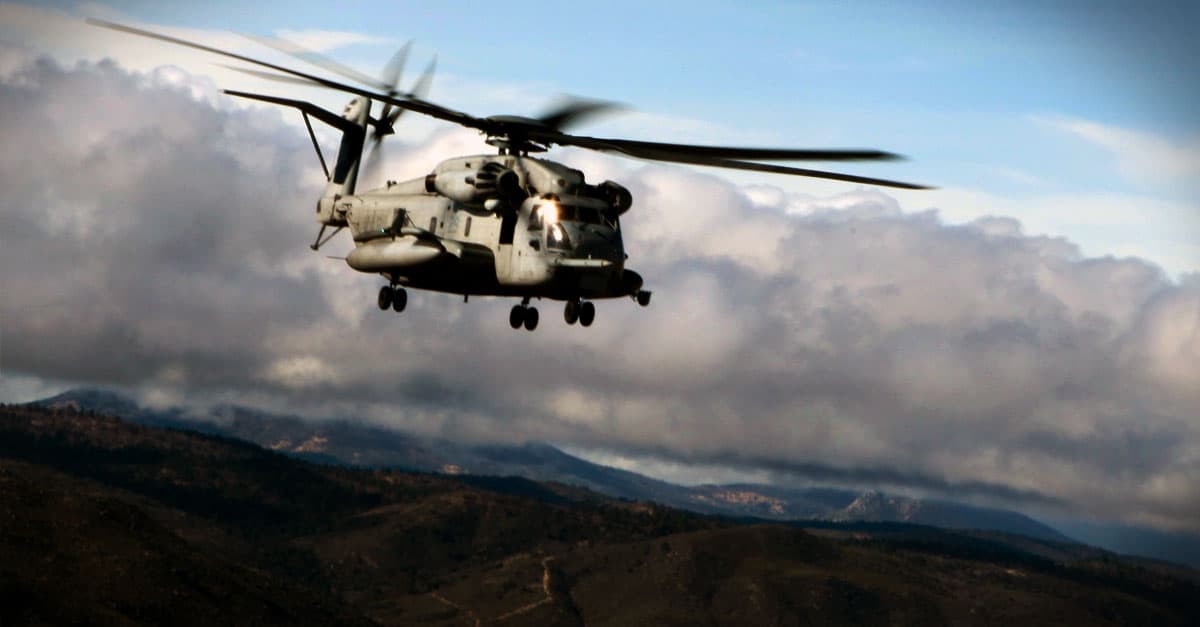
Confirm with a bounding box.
[92,20,929,331]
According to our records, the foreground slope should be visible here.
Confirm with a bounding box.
[2,404,1197,626]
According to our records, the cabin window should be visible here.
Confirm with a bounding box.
[429,216,437,234]
[464,216,472,237]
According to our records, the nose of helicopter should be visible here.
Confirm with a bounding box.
[562,223,623,264]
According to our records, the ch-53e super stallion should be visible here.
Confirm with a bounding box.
[93,20,929,331]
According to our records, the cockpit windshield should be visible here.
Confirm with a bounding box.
[532,200,618,235]
[557,204,603,225]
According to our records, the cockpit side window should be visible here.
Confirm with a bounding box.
[530,204,546,230]
[547,223,570,250]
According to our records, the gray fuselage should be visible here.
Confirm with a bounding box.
[319,154,643,301]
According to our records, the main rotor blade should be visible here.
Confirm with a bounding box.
[641,151,932,188]
[89,19,932,190]
[243,32,390,91]
[536,97,624,132]
[561,135,904,161]
[87,19,483,130]
[513,128,924,187]
[220,64,324,87]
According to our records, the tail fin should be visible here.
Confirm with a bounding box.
[323,97,371,198]
[223,90,372,227]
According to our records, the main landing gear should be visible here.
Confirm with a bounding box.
[563,300,595,327]
[510,299,538,331]
[510,299,597,331]
[377,285,407,313]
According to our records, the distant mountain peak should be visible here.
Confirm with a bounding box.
[836,490,926,522]
[36,387,141,415]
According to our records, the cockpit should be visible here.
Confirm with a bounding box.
[531,201,612,228]
[529,197,621,255]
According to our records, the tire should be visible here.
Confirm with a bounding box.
[564,301,579,325]
[509,305,525,329]
[579,301,595,327]
[391,288,407,312]
[377,286,393,310]
[524,307,539,331]
[637,290,652,307]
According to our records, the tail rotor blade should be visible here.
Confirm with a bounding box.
[377,54,436,139]
[377,41,412,126]
[410,55,436,99]
[381,41,412,95]
[360,138,386,188]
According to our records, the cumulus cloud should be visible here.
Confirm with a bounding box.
[2,58,1198,533]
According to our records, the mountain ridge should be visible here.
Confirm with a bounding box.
[21,388,1133,554]
[5,399,1199,625]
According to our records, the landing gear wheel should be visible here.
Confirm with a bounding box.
[377,286,393,311]
[391,288,407,312]
[523,307,539,331]
[509,305,525,329]
[579,301,595,327]
[564,301,579,325]
[637,290,652,307]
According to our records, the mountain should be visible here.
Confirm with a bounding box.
[20,390,1118,552]
[5,402,1199,626]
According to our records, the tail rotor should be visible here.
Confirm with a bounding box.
[239,33,435,187]
[362,55,436,186]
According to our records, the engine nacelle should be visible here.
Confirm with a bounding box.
[426,170,482,203]
[599,180,633,216]
[425,162,523,205]
[472,161,522,200]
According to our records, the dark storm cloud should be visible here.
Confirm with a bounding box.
[2,58,1197,531]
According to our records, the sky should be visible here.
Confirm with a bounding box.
[0,1,1198,536]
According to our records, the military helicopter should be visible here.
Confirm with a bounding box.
[92,20,929,331]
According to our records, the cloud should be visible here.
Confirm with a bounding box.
[1033,115,1200,185]
[2,58,1199,534]
[896,186,1200,278]
[273,29,392,53]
